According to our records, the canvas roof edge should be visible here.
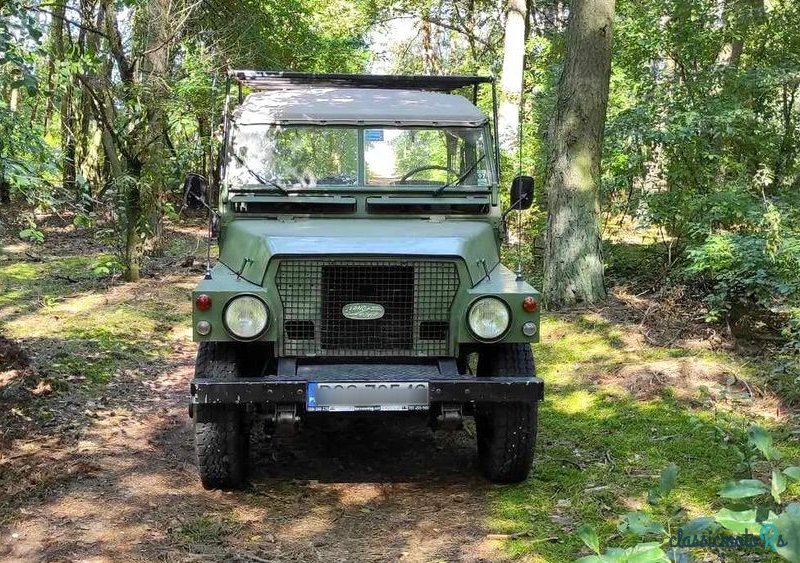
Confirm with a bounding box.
[229,69,494,92]
[231,88,489,126]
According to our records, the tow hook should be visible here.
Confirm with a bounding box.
[266,404,301,434]
[435,404,463,431]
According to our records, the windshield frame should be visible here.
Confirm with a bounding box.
[222,123,498,194]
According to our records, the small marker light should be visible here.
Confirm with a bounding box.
[196,320,212,335]
[522,296,538,313]
[522,321,538,337]
[196,294,212,311]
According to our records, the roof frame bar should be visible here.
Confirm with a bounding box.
[229,69,494,93]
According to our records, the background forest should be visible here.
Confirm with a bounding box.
[2,0,799,345]
[2,0,800,561]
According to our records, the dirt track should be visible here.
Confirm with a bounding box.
[1,340,506,562]
[0,216,510,563]
[6,215,787,563]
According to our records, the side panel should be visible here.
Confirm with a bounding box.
[454,263,541,344]
[191,263,280,342]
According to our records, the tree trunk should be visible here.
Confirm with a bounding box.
[48,0,77,196]
[2,86,21,204]
[62,83,77,196]
[0,181,10,205]
[771,81,799,192]
[43,0,67,132]
[498,0,527,153]
[421,11,437,74]
[542,0,615,308]
[124,179,143,282]
[85,0,185,280]
[82,0,106,203]
[718,0,765,67]
[137,0,175,261]
[0,166,9,204]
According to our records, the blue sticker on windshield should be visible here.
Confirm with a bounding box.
[365,130,384,142]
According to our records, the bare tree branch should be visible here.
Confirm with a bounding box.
[28,6,111,41]
[100,0,133,84]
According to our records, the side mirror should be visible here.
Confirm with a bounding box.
[183,173,209,210]
[510,175,534,210]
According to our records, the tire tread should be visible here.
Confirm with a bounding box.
[475,343,538,483]
[194,342,249,490]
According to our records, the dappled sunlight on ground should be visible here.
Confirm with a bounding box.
[551,389,596,414]
[1,214,797,561]
[490,303,799,560]
[537,294,789,425]
[0,217,505,562]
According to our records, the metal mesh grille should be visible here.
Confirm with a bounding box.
[275,259,460,357]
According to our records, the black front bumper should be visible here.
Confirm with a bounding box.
[190,360,544,408]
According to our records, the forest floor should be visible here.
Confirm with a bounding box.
[0,211,798,562]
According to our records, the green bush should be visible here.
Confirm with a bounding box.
[576,428,800,562]
[684,203,800,343]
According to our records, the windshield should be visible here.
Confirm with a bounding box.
[225,125,491,189]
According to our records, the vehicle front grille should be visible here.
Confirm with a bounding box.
[275,259,460,357]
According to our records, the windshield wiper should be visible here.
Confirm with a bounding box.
[230,153,288,195]
[433,154,487,197]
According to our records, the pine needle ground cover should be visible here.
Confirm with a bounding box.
[0,216,797,561]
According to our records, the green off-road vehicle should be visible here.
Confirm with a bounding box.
[186,71,543,489]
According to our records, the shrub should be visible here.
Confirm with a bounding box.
[684,203,800,343]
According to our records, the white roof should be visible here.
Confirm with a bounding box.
[232,88,487,127]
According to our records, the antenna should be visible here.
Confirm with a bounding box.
[514,109,524,282]
[204,218,213,279]
[203,73,231,281]
[202,74,219,281]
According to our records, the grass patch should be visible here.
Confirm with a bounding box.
[0,255,112,323]
[173,513,243,547]
[490,315,799,561]
[0,247,192,389]
[47,346,117,384]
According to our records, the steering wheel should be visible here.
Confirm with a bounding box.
[398,164,459,183]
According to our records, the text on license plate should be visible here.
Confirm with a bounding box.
[306,381,429,412]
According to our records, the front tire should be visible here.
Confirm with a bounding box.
[195,405,248,489]
[193,342,250,490]
[475,343,538,483]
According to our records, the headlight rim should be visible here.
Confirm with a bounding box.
[467,296,512,342]
[222,294,270,340]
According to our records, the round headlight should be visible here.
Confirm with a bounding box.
[223,296,268,339]
[468,297,511,341]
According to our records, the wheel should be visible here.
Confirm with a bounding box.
[195,405,249,489]
[193,342,250,490]
[475,343,538,483]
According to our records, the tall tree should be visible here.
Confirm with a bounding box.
[498,0,527,152]
[719,0,765,67]
[79,0,189,281]
[542,0,615,307]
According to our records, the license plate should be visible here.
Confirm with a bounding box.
[306,381,429,412]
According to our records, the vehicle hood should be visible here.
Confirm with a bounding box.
[219,218,500,287]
